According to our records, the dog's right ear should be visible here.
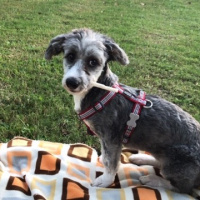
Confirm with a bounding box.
[45,34,68,60]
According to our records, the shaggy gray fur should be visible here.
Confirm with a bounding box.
[45,28,200,194]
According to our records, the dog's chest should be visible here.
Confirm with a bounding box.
[73,93,87,112]
[73,93,97,135]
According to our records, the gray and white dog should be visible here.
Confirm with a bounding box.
[45,28,200,194]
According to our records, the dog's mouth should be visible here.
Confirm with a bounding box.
[63,86,85,94]
[63,83,89,95]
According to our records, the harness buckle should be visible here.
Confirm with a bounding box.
[94,101,104,111]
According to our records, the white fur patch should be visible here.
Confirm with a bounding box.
[73,92,87,112]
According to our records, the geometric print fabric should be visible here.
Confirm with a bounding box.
[0,137,198,200]
[6,176,31,196]
[35,151,61,175]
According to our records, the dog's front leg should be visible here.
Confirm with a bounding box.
[92,139,122,187]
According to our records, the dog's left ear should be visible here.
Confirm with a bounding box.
[103,39,129,65]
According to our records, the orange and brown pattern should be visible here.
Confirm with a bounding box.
[0,137,199,199]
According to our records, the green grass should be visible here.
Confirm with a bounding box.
[0,0,200,150]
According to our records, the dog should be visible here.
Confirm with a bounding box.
[45,28,200,194]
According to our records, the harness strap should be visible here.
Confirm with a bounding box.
[122,90,146,144]
[112,84,146,143]
[78,83,148,143]
[113,84,147,106]
[78,91,117,120]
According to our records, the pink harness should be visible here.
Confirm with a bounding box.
[78,83,148,144]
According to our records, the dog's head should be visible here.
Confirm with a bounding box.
[45,28,129,94]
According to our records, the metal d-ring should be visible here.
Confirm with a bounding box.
[144,99,153,109]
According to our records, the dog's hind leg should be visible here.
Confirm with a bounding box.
[161,162,200,194]
[131,154,199,193]
[130,154,178,191]
[139,162,199,193]
[92,139,122,187]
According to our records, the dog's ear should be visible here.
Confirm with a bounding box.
[103,39,129,65]
[45,34,68,60]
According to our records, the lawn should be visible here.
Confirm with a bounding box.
[0,0,199,150]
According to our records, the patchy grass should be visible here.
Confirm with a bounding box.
[0,0,200,150]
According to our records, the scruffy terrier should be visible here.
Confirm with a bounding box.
[45,28,200,194]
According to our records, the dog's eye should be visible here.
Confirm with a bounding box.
[88,59,98,67]
[66,53,76,63]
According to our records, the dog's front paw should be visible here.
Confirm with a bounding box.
[92,172,115,187]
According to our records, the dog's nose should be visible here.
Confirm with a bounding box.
[66,77,80,90]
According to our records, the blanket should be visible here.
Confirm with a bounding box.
[0,137,199,200]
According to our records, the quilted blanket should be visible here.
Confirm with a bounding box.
[0,137,199,200]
